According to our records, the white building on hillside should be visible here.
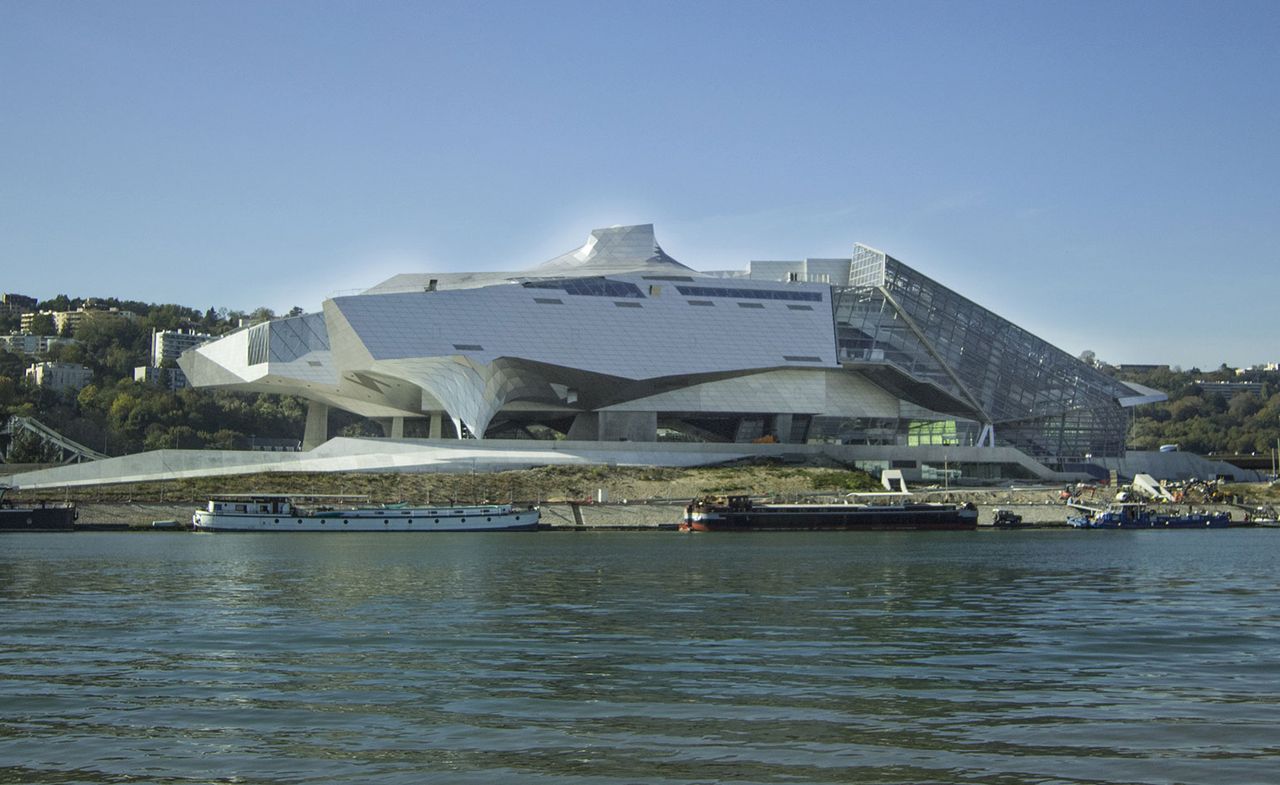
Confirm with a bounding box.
[0,334,76,356]
[26,362,93,392]
[152,329,214,366]
[134,365,190,391]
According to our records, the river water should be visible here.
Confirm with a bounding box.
[2,530,1279,785]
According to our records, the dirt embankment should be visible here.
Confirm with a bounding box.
[26,463,881,506]
[20,465,1273,529]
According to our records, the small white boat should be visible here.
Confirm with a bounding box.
[192,494,540,532]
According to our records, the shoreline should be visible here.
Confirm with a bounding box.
[62,499,1249,531]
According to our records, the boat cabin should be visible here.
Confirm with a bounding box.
[207,497,296,516]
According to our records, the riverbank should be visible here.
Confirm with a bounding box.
[15,463,1270,530]
[16,462,881,505]
[68,498,1251,531]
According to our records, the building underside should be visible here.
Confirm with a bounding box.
[179,224,1163,471]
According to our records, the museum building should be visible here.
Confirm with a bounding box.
[179,224,1161,470]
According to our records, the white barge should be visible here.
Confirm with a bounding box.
[192,494,540,532]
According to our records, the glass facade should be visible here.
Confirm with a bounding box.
[522,277,645,298]
[832,246,1133,467]
[673,285,824,302]
[246,313,330,366]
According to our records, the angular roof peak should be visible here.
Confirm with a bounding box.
[531,224,696,276]
[364,224,702,295]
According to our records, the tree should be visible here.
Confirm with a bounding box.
[0,350,24,381]
[37,294,73,312]
[25,312,55,336]
[6,428,60,464]
[74,314,145,376]
[142,303,200,332]
[144,424,201,451]
[337,419,382,437]
[203,429,244,450]
[1228,394,1263,421]
[76,384,101,414]
[1204,392,1228,415]
[102,346,139,378]
[1169,396,1205,422]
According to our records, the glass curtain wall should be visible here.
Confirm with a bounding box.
[832,246,1131,467]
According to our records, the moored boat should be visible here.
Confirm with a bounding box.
[192,494,540,532]
[0,486,76,532]
[1067,502,1230,529]
[680,495,977,532]
[1242,506,1278,526]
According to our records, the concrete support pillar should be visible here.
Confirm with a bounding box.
[978,423,995,448]
[390,416,404,439]
[566,412,599,441]
[429,413,443,439]
[303,401,329,450]
[773,414,794,444]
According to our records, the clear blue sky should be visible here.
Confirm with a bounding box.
[2,0,1277,369]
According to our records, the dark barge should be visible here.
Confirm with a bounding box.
[0,487,77,532]
[681,495,978,532]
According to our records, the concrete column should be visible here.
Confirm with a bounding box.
[390,416,404,439]
[303,401,329,450]
[978,423,995,448]
[429,413,443,439]
[566,412,599,440]
[773,414,794,444]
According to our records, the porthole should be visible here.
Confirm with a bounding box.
[461,518,466,523]
[487,517,491,522]
[274,519,279,524]
[343,520,349,525]
[298,519,303,525]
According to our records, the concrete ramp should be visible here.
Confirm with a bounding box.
[1,437,763,490]
[3,437,1070,490]
[1092,451,1262,483]
[1132,473,1176,501]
